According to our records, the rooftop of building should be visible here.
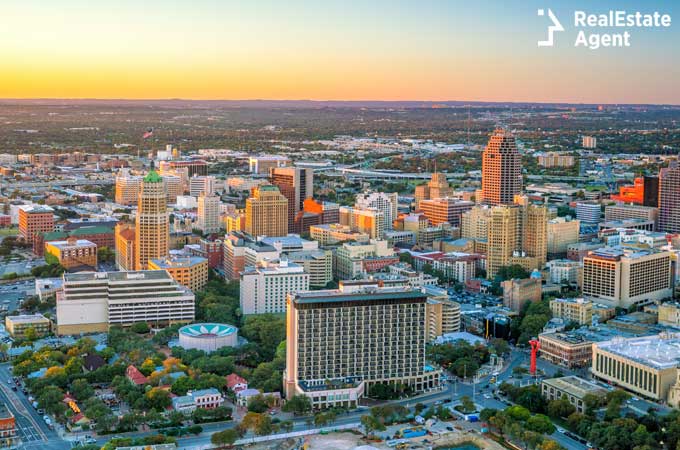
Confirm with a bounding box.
[550,297,591,305]
[149,256,207,269]
[596,334,680,370]
[69,225,115,235]
[293,286,425,305]
[64,270,173,283]
[287,249,330,261]
[241,259,304,275]
[47,239,96,249]
[540,331,594,345]
[588,245,667,261]
[259,234,313,247]
[542,376,608,398]
[143,170,163,183]
[6,314,49,323]
[19,204,54,213]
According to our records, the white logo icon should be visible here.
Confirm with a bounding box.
[537,8,564,47]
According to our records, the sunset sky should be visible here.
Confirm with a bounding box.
[1,0,678,103]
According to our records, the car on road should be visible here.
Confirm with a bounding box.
[84,437,97,444]
[557,427,565,433]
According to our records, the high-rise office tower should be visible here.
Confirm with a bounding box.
[521,202,548,268]
[197,194,221,234]
[419,198,474,227]
[484,196,548,279]
[269,167,313,231]
[339,206,385,239]
[428,172,453,199]
[658,160,680,233]
[481,128,522,205]
[355,192,398,232]
[487,205,520,279]
[245,185,289,237]
[284,285,439,409]
[134,170,169,270]
[643,176,659,207]
[115,169,142,206]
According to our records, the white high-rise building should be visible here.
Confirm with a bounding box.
[240,260,309,314]
[190,175,216,197]
[355,192,398,232]
[197,194,221,234]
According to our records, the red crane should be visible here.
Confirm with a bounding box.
[529,339,540,376]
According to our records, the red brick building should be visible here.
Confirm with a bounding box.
[18,205,54,244]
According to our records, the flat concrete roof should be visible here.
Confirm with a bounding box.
[542,376,608,398]
[596,334,680,370]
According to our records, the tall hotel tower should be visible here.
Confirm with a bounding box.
[135,170,170,270]
[658,160,680,233]
[481,128,522,205]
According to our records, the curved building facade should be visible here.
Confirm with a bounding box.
[178,323,238,352]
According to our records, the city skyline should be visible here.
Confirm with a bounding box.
[1,0,678,104]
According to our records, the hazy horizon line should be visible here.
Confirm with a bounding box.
[0,97,678,107]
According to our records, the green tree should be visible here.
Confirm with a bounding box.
[145,387,171,410]
[211,429,240,446]
[171,376,197,396]
[39,386,65,416]
[282,395,312,415]
[453,358,479,378]
[247,394,270,413]
[361,414,385,436]
[526,414,556,434]
[130,322,150,334]
[98,246,115,263]
[460,396,476,414]
[547,396,576,419]
[70,378,94,402]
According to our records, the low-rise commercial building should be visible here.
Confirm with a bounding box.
[334,240,397,280]
[549,298,593,326]
[502,278,542,312]
[148,256,209,292]
[547,259,581,286]
[538,332,594,368]
[4,314,51,339]
[541,376,607,413]
[592,334,680,402]
[172,388,224,413]
[45,237,98,270]
[0,403,17,448]
[658,302,680,328]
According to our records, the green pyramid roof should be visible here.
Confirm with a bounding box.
[144,170,163,183]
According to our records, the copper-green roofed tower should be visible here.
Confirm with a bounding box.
[144,169,163,183]
[135,169,169,269]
